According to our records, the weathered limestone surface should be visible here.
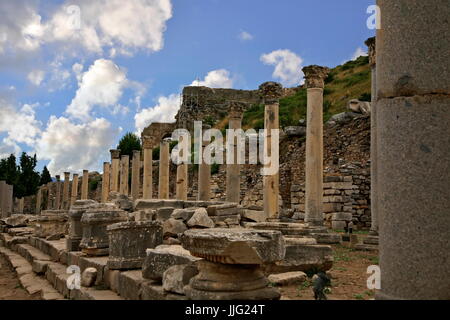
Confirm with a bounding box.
[101,163,111,203]
[62,172,70,210]
[226,101,244,204]
[162,264,199,295]
[70,174,79,206]
[142,137,154,200]
[375,0,450,300]
[131,151,141,200]
[81,171,89,200]
[80,205,128,256]
[142,245,201,281]
[55,175,61,210]
[120,156,129,196]
[110,150,121,193]
[34,210,68,239]
[181,229,285,265]
[107,221,163,270]
[158,141,170,199]
[67,200,98,252]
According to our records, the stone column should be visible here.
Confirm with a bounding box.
[55,175,61,210]
[0,181,6,217]
[131,150,141,200]
[71,174,79,205]
[375,0,449,300]
[142,136,154,200]
[81,170,89,200]
[259,82,283,221]
[198,125,211,202]
[18,198,24,214]
[176,135,188,201]
[302,66,330,226]
[62,172,70,210]
[158,140,170,199]
[4,184,13,217]
[226,102,244,204]
[46,182,52,210]
[101,162,111,203]
[36,187,42,215]
[119,156,130,196]
[365,37,379,236]
[110,149,121,193]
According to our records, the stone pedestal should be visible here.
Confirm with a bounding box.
[303,65,330,226]
[102,162,111,203]
[107,221,163,270]
[375,0,449,301]
[142,137,154,200]
[226,102,244,204]
[55,175,61,209]
[259,82,282,221]
[81,170,89,200]
[131,151,141,200]
[67,200,98,252]
[182,229,285,300]
[80,205,128,256]
[158,140,170,199]
[110,149,121,193]
[62,172,70,210]
[71,174,79,206]
[34,210,68,238]
[120,155,130,196]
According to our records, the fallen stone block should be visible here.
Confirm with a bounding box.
[187,208,215,229]
[268,271,307,286]
[162,264,198,295]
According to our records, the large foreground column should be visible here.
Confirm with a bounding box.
[110,149,121,193]
[54,175,61,210]
[81,170,89,200]
[260,82,282,221]
[71,174,79,205]
[303,66,330,226]
[226,102,244,204]
[62,172,70,210]
[376,0,449,300]
[102,162,111,203]
[131,151,141,200]
[142,137,154,200]
[158,140,170,199]
[120,155,130,196]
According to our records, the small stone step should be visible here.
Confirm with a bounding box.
[363,235,379,245]
[354,243,378,251]
[16,243,52,265]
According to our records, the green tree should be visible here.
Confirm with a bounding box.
[39,166,52,186]
[0,154,19,187]
[17,153,41,198]
[117,132,142,159]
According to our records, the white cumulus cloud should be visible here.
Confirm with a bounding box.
[27,70,45,86]
[238,31,253,41]
[190,69,234,88]
[134,94,180,133]
[36,116,121,175]
[260,49,304,86]
[66,59,130,121]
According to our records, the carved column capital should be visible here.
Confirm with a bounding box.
[142,136,156,149]
[110,149,121,160]
[228,101,246,120]
[259,82,283,104]
[302,65,330,89]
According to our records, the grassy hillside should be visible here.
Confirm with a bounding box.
[241,55,371,130]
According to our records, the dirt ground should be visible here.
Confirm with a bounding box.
[0,254,41,300]
[281,243,379,300]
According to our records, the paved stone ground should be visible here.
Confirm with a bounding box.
[0,254,41,300]
[281,242,379,300]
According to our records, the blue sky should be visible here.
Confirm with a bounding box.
[0,0,375,176]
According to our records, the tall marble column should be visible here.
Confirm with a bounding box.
[198,125,212,202]
[63,172,70,210]
[46,182,52,210]
[176,135,188,201]
[110,149,121,193]
[302,65,330,226]
[18,198,24,214]
[102,162,111,203]
[375,0,449,300]
[81,170,89,200]
[3,184,13,217]
[71,174,79,205]
[142,136,154,200]
[365,37,379,236]
[36,187,42,215]
[226,101,244,204]
[158,140,170,199]
[55,175,61,210]
[259,82,283,221]
[131,150,141,200]
[120,155,130,196]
